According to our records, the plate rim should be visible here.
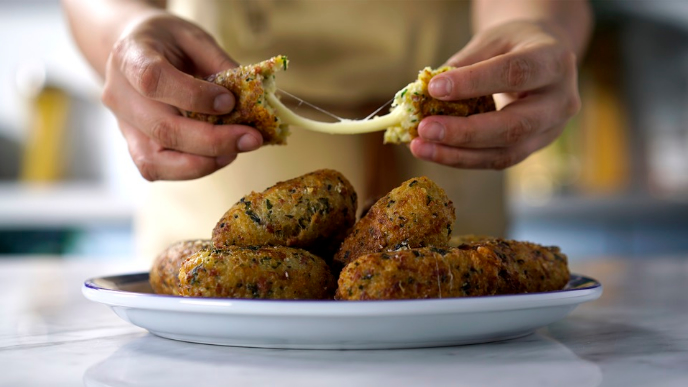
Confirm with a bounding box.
[83,272,602,317]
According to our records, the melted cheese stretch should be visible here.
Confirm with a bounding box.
[266,93,404,134]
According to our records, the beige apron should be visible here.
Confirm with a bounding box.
[136,0,506,260]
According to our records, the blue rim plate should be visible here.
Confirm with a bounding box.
[83,272,601,318]
[83,272,602,348]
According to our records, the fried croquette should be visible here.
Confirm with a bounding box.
[212,169,357,261]
[178,246,336,300]
[458,238,570,294]
[332,176,455,271]
[335,247,501,300]
[383,66,496,144]
[336,239,570,300]
[185,55,290,145]
[149,239,213,295]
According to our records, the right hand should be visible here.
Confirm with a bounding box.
[102,13,263,181]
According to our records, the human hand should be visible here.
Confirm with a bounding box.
[410,21,581,170]
[102,13,263,181]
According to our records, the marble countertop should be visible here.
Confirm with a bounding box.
[0,257,686,387]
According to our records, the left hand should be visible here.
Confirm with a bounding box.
[410,21,581,170]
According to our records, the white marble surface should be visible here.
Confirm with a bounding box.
[0,257,687,387]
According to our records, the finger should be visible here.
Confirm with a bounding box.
[112,39,235,114]
[418,89,576,149]
[119,120,234,181]
[428,46,572,100]
[103,69,263,157]
[131,102,263,157]
[410,124,564,170]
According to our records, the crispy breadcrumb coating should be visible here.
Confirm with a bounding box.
[449,234,495,246]
[336,247,501,300]
[178,246,335,300]
[212,169,357,262]
[336,239,569,300]
[149,239,213,295]
[184,55,290,144]
[332,176,455,271]
[459,238,570,294]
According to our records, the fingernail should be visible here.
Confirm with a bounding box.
[413,140,435,160]
[428,77,452,98]
[420,121,445,142]
[214,93,234,113]
[237,134,261,152]
[216,155,234,167]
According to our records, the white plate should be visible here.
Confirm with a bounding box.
[83,273,601,349]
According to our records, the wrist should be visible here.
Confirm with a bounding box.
[62,0,169,77]
[471,0,592,58]
[532,19,578,55]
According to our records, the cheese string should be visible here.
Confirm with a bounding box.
[363,98,394,121]
[277,89,345,122]
[266,93,403,134]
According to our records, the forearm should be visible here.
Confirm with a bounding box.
[472,0,592,56]
[61,0,167,77]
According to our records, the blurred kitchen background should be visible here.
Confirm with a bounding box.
[0,0,144,257]
[1,0,687,261]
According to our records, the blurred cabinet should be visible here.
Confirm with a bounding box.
[0,1,144,256]
[0,183,135,256]
[507,2,688,258]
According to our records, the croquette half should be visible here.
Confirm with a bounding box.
[149,239,213,295]
[212,169,357,261]
[384,66,496,144]
[179,246,336,300]
[184,55,290,144]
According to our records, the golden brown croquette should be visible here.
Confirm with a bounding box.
[149,239,214,295]
[179,246,335,300]
[212,169,357,262]
[333,176,455,271]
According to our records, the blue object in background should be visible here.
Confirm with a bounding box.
[509,195,688,260]
[0,226,134,257]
